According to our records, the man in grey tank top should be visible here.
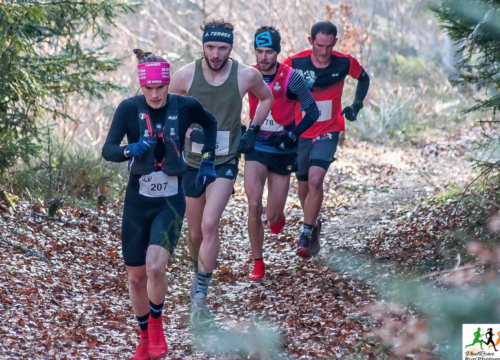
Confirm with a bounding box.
[169,19,273,320]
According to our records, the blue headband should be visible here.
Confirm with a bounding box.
[203,27,234,45]
[254,29,281,53]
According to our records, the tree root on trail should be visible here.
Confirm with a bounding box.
[33,211,68,223]
[0,236,50,262]
[1,206,51,262]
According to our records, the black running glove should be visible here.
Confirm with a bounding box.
[340,100,363,121]
[237,125,259,154]
[189,128,204,143]
[271,131,298,150]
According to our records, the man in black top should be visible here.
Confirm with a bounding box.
[102,49,217,360]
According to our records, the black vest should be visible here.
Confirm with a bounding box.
[128,95,187,176]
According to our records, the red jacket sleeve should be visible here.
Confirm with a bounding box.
[348,55,363,79]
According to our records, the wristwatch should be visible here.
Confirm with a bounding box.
[202,151,215,161]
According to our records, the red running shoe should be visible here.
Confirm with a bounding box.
[148,316,168,359]
[132,330,150,360]
[269,215,285,234]
[248,259,265,281]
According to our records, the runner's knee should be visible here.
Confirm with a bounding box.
[308,176,324,192]
[146,262,165,281]
[128,273,148,290]
[187,227,203,244]
[266,210,282,225]
[201,217,219,236]
[248,200,263,218]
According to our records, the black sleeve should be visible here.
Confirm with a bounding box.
[102,99,136,163]
[184,96,217,155]
[286,71,319,136]
[354,69,370,104]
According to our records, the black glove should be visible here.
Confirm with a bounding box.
[189,128,204,143]
[271,131,297,150]
[340,100,363,121]
[237,124,259,154]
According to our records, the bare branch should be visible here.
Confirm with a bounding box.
[116,22,156,47]
[141,9,189,47]
[154,2,203,46]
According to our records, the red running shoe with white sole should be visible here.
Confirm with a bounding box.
[248,259,265,281]
[148,316,168,359]
[269,215,285,234]
[132,330,149,360]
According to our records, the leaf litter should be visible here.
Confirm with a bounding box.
[0,129,481,359]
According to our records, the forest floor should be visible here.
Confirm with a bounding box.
[0,129,480,359]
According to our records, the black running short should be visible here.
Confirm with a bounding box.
[121,190,186,267]
[296,132,339,181]
[182,162,238,198]
[245,149,297,175]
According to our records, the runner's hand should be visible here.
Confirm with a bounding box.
[340,100,363,121]
[237,126,257,154]
[196,158,216,188]
[271,132,297,150]
[188,128,204,143]
[125,138,152,157]
[340,106,357,121]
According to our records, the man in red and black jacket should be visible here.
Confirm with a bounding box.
[284,21,370,259]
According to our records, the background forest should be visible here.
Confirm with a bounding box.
[1,0,479,202]
[1,0,500,359]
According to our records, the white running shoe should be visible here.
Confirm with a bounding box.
[191,292,211,322]
[190,272,198,304]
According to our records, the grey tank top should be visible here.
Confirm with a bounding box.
[185,58,242,167]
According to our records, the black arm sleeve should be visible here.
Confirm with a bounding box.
[354,69,370,104]
[286,71,319,136]
[102,100,134,163]
[185,97,217,155]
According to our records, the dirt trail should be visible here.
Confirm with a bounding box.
[0,130,478,359]
[316,131,475,250]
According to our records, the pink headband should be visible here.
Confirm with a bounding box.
[138,62,170,87]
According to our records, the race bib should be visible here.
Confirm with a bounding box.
[316,100,332,122]
[261,112,284,132]
[139,171,178,198]
[192,130,230,156]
